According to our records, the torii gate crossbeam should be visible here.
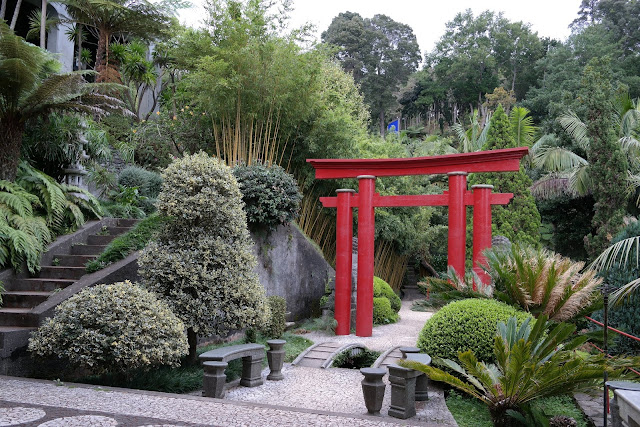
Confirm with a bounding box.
[307,147,529,337]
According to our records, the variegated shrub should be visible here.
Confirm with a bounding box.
[28,281,188,375]
[138,152,269,362]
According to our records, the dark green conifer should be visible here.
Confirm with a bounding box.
[469,104,541,246]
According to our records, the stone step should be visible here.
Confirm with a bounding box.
[38,266,86,280]
[106,226,131,236]
[0,308,37,327]
[1,291,52,309]
[116,218,139,228]
[10,278,75,292]
[295,358,325,368]
[87,234,117,246]
[71,244,106,256]
[51,254,97,267]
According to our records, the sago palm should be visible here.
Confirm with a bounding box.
[484,244,601,321]
[400,316,637,427]
[0,21,127,181]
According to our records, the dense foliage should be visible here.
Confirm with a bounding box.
[28,281,188,375]
[469,105,541,246]
[118,166,163,198]
[373,276,401,312]
[403,316,636,427]
[138,152,269,363]
[417,299,532,364]
[233,163,301,231]
[265,295,286,339]
[485,245,602,321]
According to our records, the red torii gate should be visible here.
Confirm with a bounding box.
[307,147,529,337]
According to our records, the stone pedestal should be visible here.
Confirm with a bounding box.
[360,368,386,415]
[240,356,264,387]
[266,339,286,381]
[399,347,420,359]
[406,353,432,401]
[387,364,421,419]
[203,361,228,398]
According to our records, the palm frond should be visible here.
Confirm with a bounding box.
[610,277,640,305]
[530,173,574,199]
[510,106,537,147]
[558,110,589,150]
[589,236,640,272]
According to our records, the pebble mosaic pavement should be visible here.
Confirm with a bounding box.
[0,298,458,426]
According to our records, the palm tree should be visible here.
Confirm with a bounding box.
[400,316,637,426]
[0,21,127,181]
[59,0,173,81]
[531,94,640,199]
[589,234,640,304]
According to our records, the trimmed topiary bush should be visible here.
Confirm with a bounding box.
[118,166,163,198]
[233,163,302,231]
[417,298,532,364]
[373,297,398,325]
[138,152,269,363]
[265,295,286,339]
[374,277,401,313]
[28,281,188,375]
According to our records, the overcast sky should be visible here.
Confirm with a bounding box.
[178,0,583,54]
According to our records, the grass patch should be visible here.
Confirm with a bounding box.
[446,390,493,427]
[85,213,169,273]
[446,390,588,427]
[80,331,312,394]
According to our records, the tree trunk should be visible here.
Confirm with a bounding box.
[489,406,519,427]
[1,0,7,20]
[9,0,22,30]
[0,119,25,181]
[95,27,111,76]
[379,110,385,136]
[186,327,198,365]
[40,0,47,49]
[75,24,83,70]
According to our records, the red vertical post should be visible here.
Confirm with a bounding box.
[334,189,355,335]
[356,175,375,337]
[447,172,468,279]
[472,184,493,289]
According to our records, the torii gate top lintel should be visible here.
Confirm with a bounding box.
[306,146,529,179]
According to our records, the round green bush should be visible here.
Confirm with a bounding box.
[417,298,533,363]
[373,297,398,325]
[118,166,163,198]
[232,163,302,231]
[28,281,188,375]
[374,277,401,313]
[265,295,286,339]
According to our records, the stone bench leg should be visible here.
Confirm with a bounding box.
[203,361,228,398]
[240,355,264,387]
[387,364,421,419]
[415,374,429,401]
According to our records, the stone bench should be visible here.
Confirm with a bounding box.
[199,343,265,398]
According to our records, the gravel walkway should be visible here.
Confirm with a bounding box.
[302,298,433,351]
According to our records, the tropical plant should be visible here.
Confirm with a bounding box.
[417,299,533,365]
[484,244,602,321]
[451,109,491,153]
[59,0,176,81]
[401,316,636,427]
[0,162,102,273]
[0,22,127,181]
[138,152,269,364]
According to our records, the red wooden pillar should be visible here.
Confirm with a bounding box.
[356,175,375,337]
[447,172,467,278]
[334,189,355,335]
[472,184,493,288]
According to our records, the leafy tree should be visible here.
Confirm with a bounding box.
[59,0,176,81]
[322,12,420,134]
[469,105,541,246]
[138,152,269,364]
[581,59,628,257]
[0,22,126,181]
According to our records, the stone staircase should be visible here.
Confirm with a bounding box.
[0,218,138,335]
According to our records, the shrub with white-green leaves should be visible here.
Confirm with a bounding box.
[28,281,187,375]
[138,152,269,360]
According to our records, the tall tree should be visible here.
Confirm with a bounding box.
[59,0,174,81]
[582,58,628,257]
[469,105,541,246]
[0,22,126,180]
[322,12,420,134]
